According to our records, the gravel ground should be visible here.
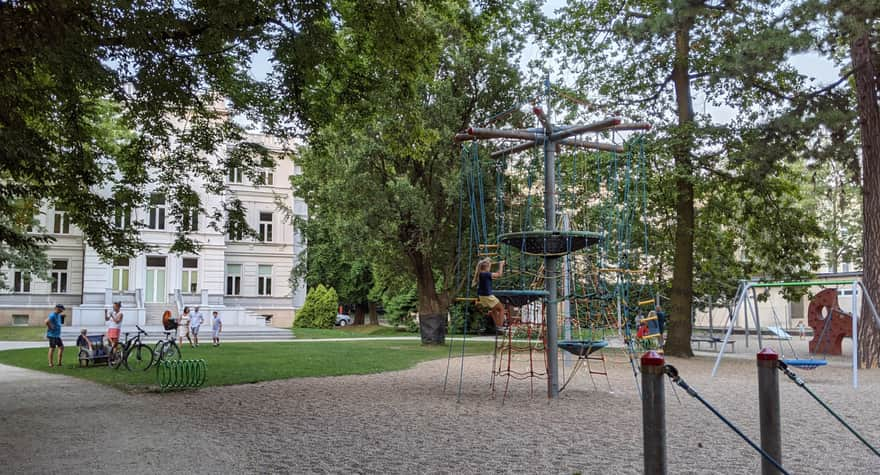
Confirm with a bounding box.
[1,347,878,474]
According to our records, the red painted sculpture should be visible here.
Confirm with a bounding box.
[807,288,853,356]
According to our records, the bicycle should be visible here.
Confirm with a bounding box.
[108,325,154,371]
[153,331,182,365]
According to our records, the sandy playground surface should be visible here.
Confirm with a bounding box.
[1,345,879,474]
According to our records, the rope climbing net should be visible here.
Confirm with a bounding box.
[443,79,654,400]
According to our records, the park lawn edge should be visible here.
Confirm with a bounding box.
[0,340,494,392]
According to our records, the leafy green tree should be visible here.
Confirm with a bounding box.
[549,0,828,356]
[286,1,525,342]
[0,1,330,280]
[294,214,377,325]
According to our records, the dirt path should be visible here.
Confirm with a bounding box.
[1,352,878,474]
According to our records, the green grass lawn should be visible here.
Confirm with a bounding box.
[0,340,494,391]
[0,326,46,341]
[292,325,414,339]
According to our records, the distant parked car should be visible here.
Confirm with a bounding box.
[335,314,353,326]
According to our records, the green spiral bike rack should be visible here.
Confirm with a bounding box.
[157,359,207,391]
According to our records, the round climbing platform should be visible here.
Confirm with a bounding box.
[498,230,603,257]
[558,340,609,357]
[782,359,827,370]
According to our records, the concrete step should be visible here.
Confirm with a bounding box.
[61,325,295,341]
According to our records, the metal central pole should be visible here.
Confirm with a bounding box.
[543,77,559,398]
[562,213,572,369]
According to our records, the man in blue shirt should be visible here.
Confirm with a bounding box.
[45,304,65,367]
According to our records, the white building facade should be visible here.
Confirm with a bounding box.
[0,132,307,329]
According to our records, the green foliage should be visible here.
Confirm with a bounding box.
[448,302,491,335]
[383,286,419,330]
[294,284,339,329]
[287,1,526,315]
[0,1,331,278]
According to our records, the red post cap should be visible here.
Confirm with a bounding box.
[757,347,779,361]
[641,350,665,366]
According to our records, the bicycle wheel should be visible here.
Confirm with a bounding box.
[108,343,124,369]
[163,341,181,361]
[125,343,154,372]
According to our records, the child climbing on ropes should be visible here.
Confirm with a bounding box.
[473,258,506,329]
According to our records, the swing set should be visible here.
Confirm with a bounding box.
[711,278,880,387]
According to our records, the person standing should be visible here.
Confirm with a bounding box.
[45,304,65,367]
[211,311,222,347]
[654,304,667,347]
[797,320,807,340]
[189,306,204,347]
[104,302,123,347]
[178,307,192,348]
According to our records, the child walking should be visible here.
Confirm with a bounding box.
[211,311,222,346]
[473,258,506,329]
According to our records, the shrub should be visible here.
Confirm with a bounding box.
[448,302,490,334]
[294,284,339,329]
[383,285,418,332]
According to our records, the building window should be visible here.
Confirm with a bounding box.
[148,193,166,230]
[50,260,68,293]
[112,257,130,292]
[259,212,273,242]
[181,207,199,232]
[114,207,132,229]
[53,207,71,234]
[228,222,244,241]
[259,162,274,186]
[258,265,272,296]
[12,270,31,293]
[181,257,199,294]
[12,314,29,326]
[145,256,167,303]
[226,264,241,296]
[228,167,243,184]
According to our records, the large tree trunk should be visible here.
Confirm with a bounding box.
[410,249,446,344]
[353,303,366,325]
[851,31,880,368]
[664,14,696,357]
[368,301,379,326]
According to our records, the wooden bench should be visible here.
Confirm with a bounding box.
[691,337,735,353]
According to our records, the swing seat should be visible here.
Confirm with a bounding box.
[494,289,548,307]
[558,340,609,357]
[499,230,602,256]
[782,359,827,370]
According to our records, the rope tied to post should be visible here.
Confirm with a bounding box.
[777,361,880,458]
[663,364,790,475]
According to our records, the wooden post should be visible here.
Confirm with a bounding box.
[757,348,782,475]
[642,351,667,475]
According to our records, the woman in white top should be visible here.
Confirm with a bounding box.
[104,302,123,346]
[177,306,192,348]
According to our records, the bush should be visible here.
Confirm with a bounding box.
[383,285,418,332]
[294,284,339,329]
[449,302,491,334]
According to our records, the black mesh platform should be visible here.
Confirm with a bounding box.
[498,230,602,256]
[558,340,609,357]
[494,289,548,306]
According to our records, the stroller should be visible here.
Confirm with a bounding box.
[77,334,110,367]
